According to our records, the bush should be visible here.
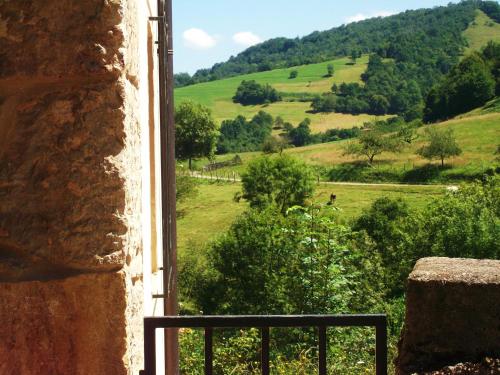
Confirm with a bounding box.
[233,80,282,105]
[289,70,298,79]
[240,155,315,213]
[217,111,273,154]
[196,205,385,315]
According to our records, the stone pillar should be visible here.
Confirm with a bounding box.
[396,257,500,375]
[0,1,158,373]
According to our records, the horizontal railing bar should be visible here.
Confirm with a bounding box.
[144,314,386,329]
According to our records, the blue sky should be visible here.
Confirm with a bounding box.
[173,0,457,74]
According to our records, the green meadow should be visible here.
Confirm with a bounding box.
[463,10,500,54]
[193,112,499,182]
[177,180,445,255]
[175,55,390,132]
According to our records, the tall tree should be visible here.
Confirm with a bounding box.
[240,155,315,213]
[175,101,219,169]
[288,118,312,147]
[326,64,335,77]
[417,127,462,167]
[424,53,495,122]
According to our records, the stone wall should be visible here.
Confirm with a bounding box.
[0,1,156,373]
[396,257,500,375]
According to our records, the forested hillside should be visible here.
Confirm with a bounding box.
[177,1,500,87]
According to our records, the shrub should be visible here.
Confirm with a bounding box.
[233,80,282,105]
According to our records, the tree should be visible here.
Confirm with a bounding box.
[417,127,462,167]
[424,53,495,122]
[343,129,400,164]
[350,50,361,64]
[326,64,334,77]
[217,112,273,154]
[262,136,289,155]
[233,80,281,105]
[311,94,336,113]
[240,155,315,213]
[175,101,219,169]
[174,72,193,88]
[369,95,390,115]
[197,205,385,316]
[273,116,285,129]
[289,70,298,79]
[288,118,312,147]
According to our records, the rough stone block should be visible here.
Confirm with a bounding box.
[396,257,500,375]
[0,271,143,375]
[0,0,124,79]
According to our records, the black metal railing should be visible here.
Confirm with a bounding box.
[140,314,387,375]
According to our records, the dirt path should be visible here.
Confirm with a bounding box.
[187,172,448,189]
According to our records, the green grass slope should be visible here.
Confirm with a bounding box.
[202,112,499,183]
[177,180,444,254]
[463,10,500,54]
[175,55,389,132]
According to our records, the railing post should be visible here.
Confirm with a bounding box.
[261,327,270,375]
[375,318,388,375]
[143,319,157,375]
[204,327,213,375]
[318,326,327,375]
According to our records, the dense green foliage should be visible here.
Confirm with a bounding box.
[232,80,282,105]
[186,1,495,84]
[288,118,313,147]
[196,205,384,315]
[179,170,499,373]
[239,155,316,213]
[417,127,463,166]
[482,41,500,94]
[175,101,219,169]
[217,111,273,154]
[311,55,425,120]
[424,49,498,121]
[354,175,500,294]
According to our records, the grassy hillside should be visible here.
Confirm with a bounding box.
[199,112,499,182]
[177,181,444,254]
[463,10,500,54]
[175,55,390,132]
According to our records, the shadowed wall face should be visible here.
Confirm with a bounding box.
[0,0,158,373]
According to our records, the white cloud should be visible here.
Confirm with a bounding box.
[345,11,395,24]
[232,31,263,47]
[183,28,217,49]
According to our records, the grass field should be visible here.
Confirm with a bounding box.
[177,180,445,255]
[195,112,499,179]
[463,10,500,54]
[175,55,390,132]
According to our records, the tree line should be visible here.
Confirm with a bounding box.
[175,1,500,88]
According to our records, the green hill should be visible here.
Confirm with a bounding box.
[176,2,500,133]
[203,111,499,183]
[175,55,391,133]
[180,1,499,85]
[464,10,500,54]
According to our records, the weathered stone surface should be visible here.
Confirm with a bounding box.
[0,0,144,278]
[0,0,149,373]
[396,257,500,375]
[0,271,143,375]
[415,358,500,374]
[0,83,129,277]
[0,0,124,79]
